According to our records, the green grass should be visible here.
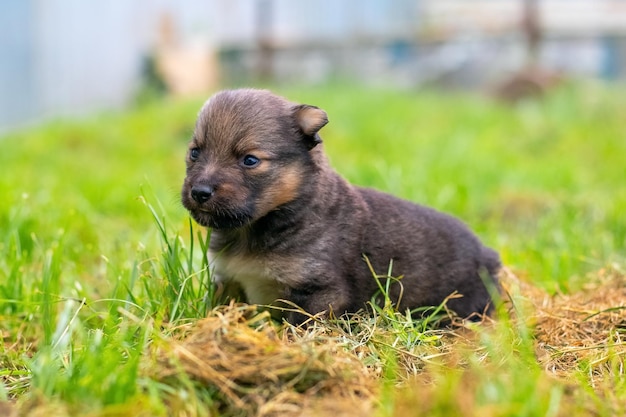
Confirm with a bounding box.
[0,82,624,416]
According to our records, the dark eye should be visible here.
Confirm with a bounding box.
[189,148,200,161]
[242,155,261,168]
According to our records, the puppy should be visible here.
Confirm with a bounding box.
[181,89,501,324]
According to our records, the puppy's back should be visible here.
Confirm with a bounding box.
[355,186,500,317]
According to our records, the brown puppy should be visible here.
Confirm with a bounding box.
[181,89,501,324]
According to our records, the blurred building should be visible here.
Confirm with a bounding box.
[1,0,626,130]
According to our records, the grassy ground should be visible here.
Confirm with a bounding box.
[0,82,624,416]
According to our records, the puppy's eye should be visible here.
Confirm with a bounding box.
[242,155,261,168]
[189,148,200,161]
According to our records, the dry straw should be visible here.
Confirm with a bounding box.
[154,267,625,416]
[532,266,625,382]
[156,302,376,416]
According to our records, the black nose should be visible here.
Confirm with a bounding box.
[191,185,214,204]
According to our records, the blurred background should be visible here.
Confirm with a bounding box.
[1,0,626,132]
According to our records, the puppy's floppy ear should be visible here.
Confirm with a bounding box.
[293,104,328,149]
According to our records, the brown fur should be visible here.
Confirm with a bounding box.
[181,89,501,325]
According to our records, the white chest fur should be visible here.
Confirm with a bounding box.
[208,250,286,306]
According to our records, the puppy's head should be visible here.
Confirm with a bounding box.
[181,89,328,229]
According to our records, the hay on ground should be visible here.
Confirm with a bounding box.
[153,267,625,416]
[155,303,376,417]
[531,267,625,382]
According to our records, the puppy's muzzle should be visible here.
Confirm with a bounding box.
[191,184,214,204]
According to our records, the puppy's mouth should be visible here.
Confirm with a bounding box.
[181,182,256,230]
[187,207,254,230]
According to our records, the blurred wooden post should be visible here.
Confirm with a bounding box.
[493,0,560,102]
[256,0,274,81]
[522,0,541,68]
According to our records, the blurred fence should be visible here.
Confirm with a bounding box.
[1,0,625,131]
